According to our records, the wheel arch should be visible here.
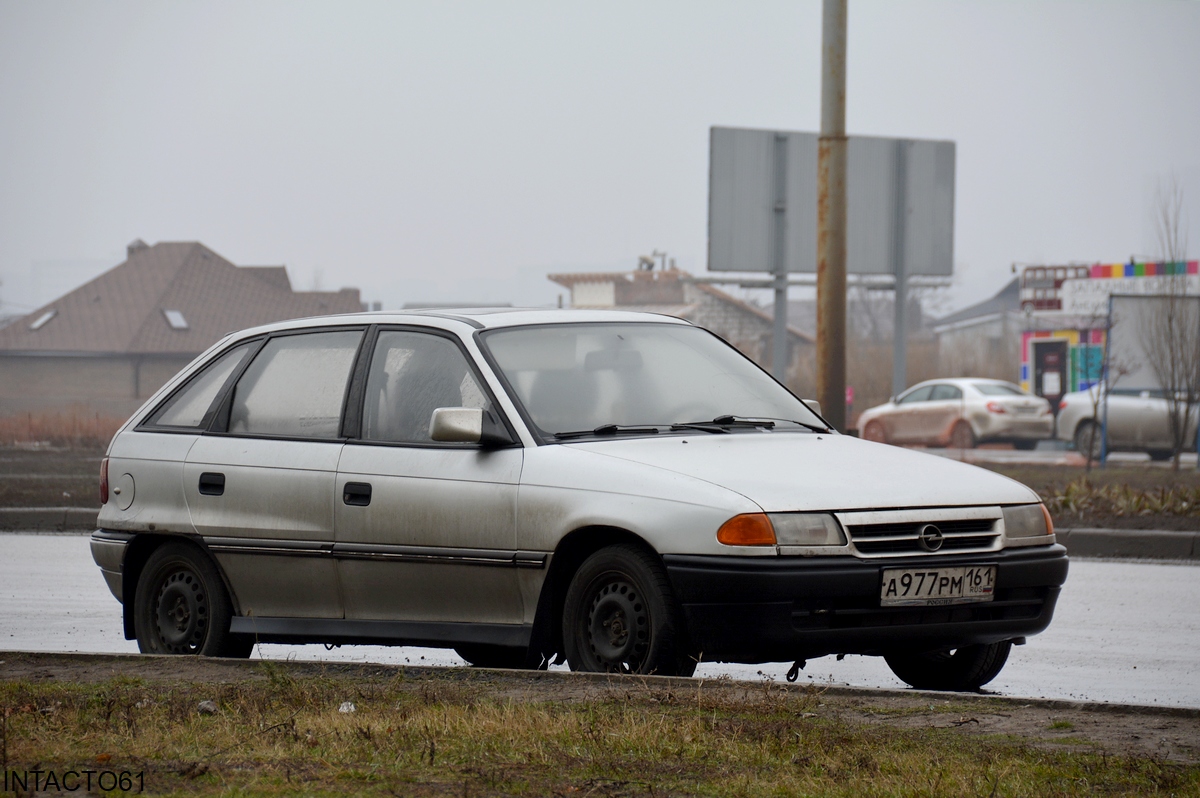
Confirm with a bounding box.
[527,524,663,665]
[120,533,241,640]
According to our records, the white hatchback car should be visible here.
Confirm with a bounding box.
[91,310,1067,691]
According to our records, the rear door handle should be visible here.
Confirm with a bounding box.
[343,482,372,506]
[198,472,225,496]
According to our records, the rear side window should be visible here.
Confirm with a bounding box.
[361,331,492,444]
[228,330,363,438]
[146,342,255,428]
[930,384,963,401]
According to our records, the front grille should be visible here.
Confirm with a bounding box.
[847,518,999,556]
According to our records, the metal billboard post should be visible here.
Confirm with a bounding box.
[817,0,848,432]
[771,133,790,380]
[891,140,910,399]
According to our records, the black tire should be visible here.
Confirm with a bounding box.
[1147,449,1174,462]
[949,421,976,449]
[134,541,253,658]
[1074,421,1102,460]
[1012,440,1038,451]
[454,644,536,670]
[884,640,1012,692]
[562,544,695,677]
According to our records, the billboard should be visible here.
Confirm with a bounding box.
[1107,294,1200,392]
[708,127,955,275]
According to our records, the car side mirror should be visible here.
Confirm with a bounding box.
[429,407,513,447]
[802,399,822,417]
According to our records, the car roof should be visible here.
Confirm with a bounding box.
[221,307,695,339]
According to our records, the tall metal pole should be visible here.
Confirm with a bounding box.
[817,0,848,431]
[771,133,790,380]
[891,139,910,399]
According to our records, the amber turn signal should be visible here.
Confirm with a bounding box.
[1041,503,1055,537]
[716,513,776,546]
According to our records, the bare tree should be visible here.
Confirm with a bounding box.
[1138,176,1200,471]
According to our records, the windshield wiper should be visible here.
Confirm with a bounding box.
[671,415,832,434]
[553,424,662,440]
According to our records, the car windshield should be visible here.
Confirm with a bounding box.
[481,322,825,437]
[973,382,1027,397]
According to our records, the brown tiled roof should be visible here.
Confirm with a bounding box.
[0,242,362,355]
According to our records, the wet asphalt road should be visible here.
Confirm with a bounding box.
[2,533,1197,708]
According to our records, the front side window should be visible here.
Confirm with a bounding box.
[361,331,491,444]
[228,330,363,438]
[481,323,824,437]
[147,342,255,428]
[897,386,933,405]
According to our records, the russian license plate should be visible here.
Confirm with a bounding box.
[880,566,996,606]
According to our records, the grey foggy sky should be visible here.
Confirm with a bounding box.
[1,1,1198,315]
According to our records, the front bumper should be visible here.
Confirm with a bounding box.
[663,544,1068,663]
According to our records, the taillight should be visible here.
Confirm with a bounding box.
[986,401,1007,414]
[99,457,109,505]
[1058,400,1067,411]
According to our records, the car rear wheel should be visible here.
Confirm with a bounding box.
[863,421,887,444]
[1147,449,1174,462]
[884,640,1012,692]
[949,421,976,449]
[562,544,695,677]
[134,541,253,658]
[1074,421,1102,460]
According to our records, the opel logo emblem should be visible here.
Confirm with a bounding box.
[918,524,944,552]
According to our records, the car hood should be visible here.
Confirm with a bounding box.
[569,432,1039,512]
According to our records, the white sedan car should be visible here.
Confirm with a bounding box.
[1056,386,1199,460]
[857,378,1054,450]
[91,309,1067,691]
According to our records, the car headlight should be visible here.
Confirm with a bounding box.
[1002,503,1054,539]
[769,513,847,547]
[716,512,847,548]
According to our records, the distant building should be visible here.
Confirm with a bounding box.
[547,267,813,379]
[933,261,1200,406]
[0,240,362,424]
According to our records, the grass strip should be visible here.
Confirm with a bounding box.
[3,664,1198,796]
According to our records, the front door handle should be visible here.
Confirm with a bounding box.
[198,472,225,496]
[343,482,372,506]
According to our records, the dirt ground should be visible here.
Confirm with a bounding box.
[3,651,1198,766]
[0,445,103,508]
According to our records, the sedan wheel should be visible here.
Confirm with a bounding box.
[1074,421,1102,460]
[863,421,887,444]
[949,421,976,449]
[562,545,694,677]
[134,542,253,658]
[885,640,1012,692]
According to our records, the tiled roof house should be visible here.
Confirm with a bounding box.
[0,240,362,427]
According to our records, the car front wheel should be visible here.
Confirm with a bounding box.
[1074,421,1102,460]
[134,541,253,658]
[562,544,695,677]
[884,640,1012,692]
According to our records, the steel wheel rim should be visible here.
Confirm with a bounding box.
[585,577,649,673]
[153,565,209,654]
